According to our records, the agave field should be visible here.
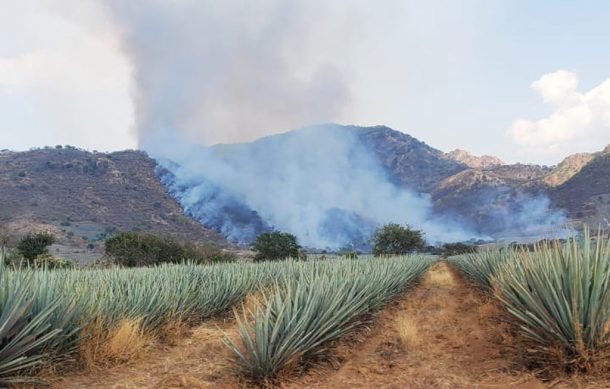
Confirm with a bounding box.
[3,229,610,386]
[0,255,432,385]
[451,228,610,372]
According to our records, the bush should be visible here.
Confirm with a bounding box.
[105,232,232,267]
[342,250,360,260]
[371,223,424,256]
[17,232,55,262]
[441,242,477,256]
[252,231,301,261]
[33,254,76,269]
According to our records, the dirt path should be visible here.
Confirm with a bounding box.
[286,261,548,389]
[54,262,599,388]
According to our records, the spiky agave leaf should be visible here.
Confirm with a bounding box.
[450,248,515,290]
[226,256,432,380]
[492,228,610,370]
[0,275,61,384]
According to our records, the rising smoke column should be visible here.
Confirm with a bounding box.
[101,0,353,148]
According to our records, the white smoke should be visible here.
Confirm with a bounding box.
[157,124,477,249]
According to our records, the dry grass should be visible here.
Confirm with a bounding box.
[394,312,419,348]
[79,318,154,368]
[425,264,456,288]
[243,290,265,314]
[159,319,191,346]
[105,319,151,363]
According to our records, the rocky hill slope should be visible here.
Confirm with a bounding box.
[0,147,222,258]
[551,147,610,227]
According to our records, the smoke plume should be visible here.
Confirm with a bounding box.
[156,124,478,249]
[101,1,566,249]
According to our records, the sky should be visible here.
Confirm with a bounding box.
[0,0,609,165]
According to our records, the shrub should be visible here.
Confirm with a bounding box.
[252,231,300,261]
[343,250,359,259]
[104,232,231,267]
[34,254,76,269]
[17,232,55,262]
[441,242,477,256]
[371,223,424,256]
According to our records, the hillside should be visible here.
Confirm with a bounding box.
[551,148,610,227]
[1,127,608,253]
[0,147,223,260]
[354,126,467,192]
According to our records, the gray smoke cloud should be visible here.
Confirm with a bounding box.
[101,0,358,147]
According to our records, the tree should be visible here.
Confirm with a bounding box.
[17,232,55,262]
[252,231,301,261]
[441,242,477,256]
[105,231,233,267]
[371,223,424,256]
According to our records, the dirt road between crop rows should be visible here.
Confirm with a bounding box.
[54,262,602,388]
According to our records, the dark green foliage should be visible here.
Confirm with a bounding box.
[33,254,76,269]
[343,250,359,259]
[371,223,425,256]
[0,282,62,385]
[252,231,301,261]
[441,242,477,256]
[17,233,55,262]
[105,231,232,267]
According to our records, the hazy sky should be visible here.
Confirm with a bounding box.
[1,0,609,164]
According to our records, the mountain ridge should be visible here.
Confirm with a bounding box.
[1,125,607,256]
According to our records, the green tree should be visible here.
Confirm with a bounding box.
[252,231,301,261]
[441,242,477,256]
[105,231,232,267]
[371,223,424,256]
[17,232,55,262]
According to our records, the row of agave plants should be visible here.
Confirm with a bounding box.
[0,260,284,385]
[451,227,610,372]
[0,255,432,384]
[225,256,433,380]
